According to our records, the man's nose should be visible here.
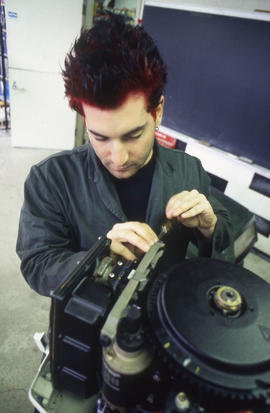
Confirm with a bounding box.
[111,141,128,166]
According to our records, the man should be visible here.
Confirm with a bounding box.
[16,14,232,296]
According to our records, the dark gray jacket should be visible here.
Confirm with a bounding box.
[16,142,233,296]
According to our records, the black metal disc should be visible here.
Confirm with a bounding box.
[147,258,270,394]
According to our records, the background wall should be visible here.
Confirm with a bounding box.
[6,0,84,150]
[141,0,270,13]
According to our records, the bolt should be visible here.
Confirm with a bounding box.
[152,372,161,383]
[45,372,51,381]
[42,398,49,407]
[178,393,187,401]
[100,335,112,347]
[109,273,115,279]
[106,348,114,361]
[175,392,190,411]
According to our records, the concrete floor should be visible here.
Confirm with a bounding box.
[0,133,270,413]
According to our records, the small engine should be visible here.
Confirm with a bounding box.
[49,236,270,413]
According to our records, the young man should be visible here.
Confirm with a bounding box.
[16,14,232,296]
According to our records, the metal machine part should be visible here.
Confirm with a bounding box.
[174,392,191,412]
[30,232,270,413]
[212,285,243,314]
[158,218,178,240]
[102,338,154,406]
[100,240,165,346]
[29,353,97,413]
[146,258,270,411]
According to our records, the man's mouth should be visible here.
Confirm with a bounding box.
[114,166,130,171]
[111,164,134,172]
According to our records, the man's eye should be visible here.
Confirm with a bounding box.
[94,136,108,142]
[127,134,142,140]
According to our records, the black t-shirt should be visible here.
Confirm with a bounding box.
[111,154,155,221]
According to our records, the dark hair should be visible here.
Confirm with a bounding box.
[62,13,167,115]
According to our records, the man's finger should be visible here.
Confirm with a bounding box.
[109,240,137,261]
[107,228,154,253]
[112,221,158,244]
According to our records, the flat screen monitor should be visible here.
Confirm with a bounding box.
[143,5,270,170]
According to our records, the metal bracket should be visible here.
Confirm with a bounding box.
[100,240,165,344]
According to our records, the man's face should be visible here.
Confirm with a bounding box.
[83,94,164,179]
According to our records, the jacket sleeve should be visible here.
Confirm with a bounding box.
[194,191,235,262]
[191,160,234,262]
[16,165,90,296]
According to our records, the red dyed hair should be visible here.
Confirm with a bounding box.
[62,13,167,115]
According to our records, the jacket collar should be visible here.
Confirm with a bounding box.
[87,141,178,227]
[87,143,127,221]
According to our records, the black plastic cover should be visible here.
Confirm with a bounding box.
[147,258,270,396]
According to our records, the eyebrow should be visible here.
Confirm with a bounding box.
[88,123,147,140]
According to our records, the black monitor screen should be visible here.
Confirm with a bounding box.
[143,6,270,169]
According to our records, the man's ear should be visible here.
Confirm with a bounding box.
[155,96,164,128]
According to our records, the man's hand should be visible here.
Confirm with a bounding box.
[107,222,159,261]
[166,189,217,239]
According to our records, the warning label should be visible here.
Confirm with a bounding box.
[155,130,176,149]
